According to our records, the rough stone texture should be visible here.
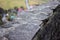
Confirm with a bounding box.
[8,7,53,40]
[9,24,40,40]
[0,1,59,40]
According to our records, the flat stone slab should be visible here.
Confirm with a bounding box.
[9,23,41,40]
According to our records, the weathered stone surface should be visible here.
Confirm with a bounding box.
[0,1,59,40]
[9,24,40,40]
[8,7,52,40]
